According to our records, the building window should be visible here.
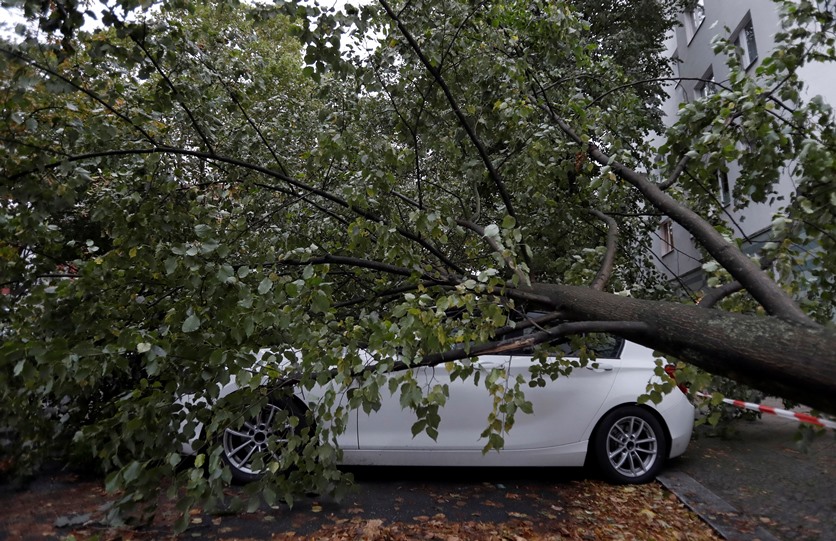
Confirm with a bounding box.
[686,0,706,41]
[660,221,675,255]
[675,82,689,104]
[695,68,716,99]
[734,19,759,69]
[718,170,732,206]
[672,54,688,103]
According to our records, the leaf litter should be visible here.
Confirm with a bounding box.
[0,470,721,541]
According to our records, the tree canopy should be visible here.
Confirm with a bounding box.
[1,0,834,525]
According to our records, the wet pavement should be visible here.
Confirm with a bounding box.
[663,409,836,541]
[1,466,720,540]
[1,407,833,540]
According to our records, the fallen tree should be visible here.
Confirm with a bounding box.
[1,0,834,523]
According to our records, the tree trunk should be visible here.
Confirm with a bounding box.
[526,283,836,415]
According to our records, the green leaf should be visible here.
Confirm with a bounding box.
[194,224,212,238]
[311,290,330,313]
[123,461,141,483]
[258,277,273,294]
[182,315,201,333]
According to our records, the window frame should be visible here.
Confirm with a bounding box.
[717,169,732,206]
[660,220,675,256]
[672,54,688,104]
[685,0,706,42]
[695,67,716,99]
[733,18,759,70]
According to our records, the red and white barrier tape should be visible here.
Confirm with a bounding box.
[696,392,836,430]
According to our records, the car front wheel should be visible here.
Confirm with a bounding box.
[593,406,667,484]
[221,396,307,484]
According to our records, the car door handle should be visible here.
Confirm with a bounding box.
[585,363,614,372]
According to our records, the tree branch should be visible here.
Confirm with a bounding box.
[699,281,744,309]
[333,281,442,309]
[9,146,467,276]
[131,31,216,155]
[658,154,690,190]
[277,254,424,280]
[371,60,430,208]
[438,1,488,72]
[457,219,529,286]
[586,77,733,109]
[198,55,289,176]
[588,209,618,291]
[537,107,813,326]
[0,46,158,146]
[378,0,518,221]
[319,320,652,381]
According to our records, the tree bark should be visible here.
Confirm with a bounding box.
[524,283,836,415]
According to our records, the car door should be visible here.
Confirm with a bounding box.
[503,336,622,450]
[356,354,511,450]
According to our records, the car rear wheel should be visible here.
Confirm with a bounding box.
[593,406,667,484]
[221,396,307,484]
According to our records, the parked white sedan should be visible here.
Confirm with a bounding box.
[213,336,694,485]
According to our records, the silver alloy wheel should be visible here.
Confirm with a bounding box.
[222,402,287,478]
[604,415,659,478]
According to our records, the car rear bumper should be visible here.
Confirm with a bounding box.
[663,394,695,459]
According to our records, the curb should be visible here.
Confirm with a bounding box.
[658,470,781,541]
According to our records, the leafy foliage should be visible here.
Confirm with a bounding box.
[1,0,834,528]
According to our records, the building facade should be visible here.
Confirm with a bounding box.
[651,0,836,293]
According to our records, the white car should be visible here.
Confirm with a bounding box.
[209,335,694,485]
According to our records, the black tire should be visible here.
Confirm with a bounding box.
[593,406,667,484]
[221,396,308,484]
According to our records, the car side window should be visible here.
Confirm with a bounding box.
[577,334,624,359]
[503,324,624,359]
[546,334,623,359]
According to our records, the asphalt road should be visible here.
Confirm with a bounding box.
[2,409,832,540]
[666,411,836,541]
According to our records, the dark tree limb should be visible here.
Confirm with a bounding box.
[588,209,619,291]
[371,60,431,208]
[587,77,733,110]
[520,282,836,414]
[295,319,653,385]
[699,242,785,309]
[333,281,441,309]
[699,281,744,309]
[659,154,690,190]
[9,146,467,276]
[538,107,813,327]
[0,46,158,146]
[278,254,429,280]
[438,1,488,72]
[198,55,290,176]
[378,0,518,221]
[131,33,216,155]
[410,320,650,366]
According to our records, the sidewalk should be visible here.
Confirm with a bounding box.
[665,410,835,541]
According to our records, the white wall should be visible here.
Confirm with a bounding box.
[651,1,834,290]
